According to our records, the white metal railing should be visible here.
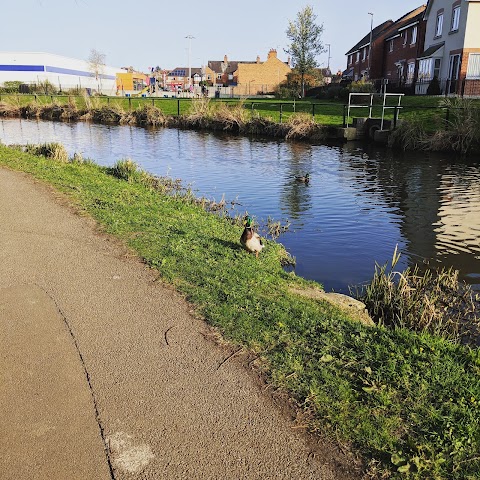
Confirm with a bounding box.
[380,93,404,129]
[346,92,404,129]
[346,93,373,127]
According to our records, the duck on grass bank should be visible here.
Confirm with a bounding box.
[240,215,264,258]
[294,173,310,183]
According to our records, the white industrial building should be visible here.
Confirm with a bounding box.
[0,52,123,94]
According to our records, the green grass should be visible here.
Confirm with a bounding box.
[1,143,479,479]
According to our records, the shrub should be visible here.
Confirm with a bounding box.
[0,81,23,94]
[348,79,375,94]
[426,76,442,95]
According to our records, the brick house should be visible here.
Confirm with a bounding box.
[344,20,393,81]
[345,6,427,89]
[235,49,291,95]
[165,66,216,91]
[382,6,427,89]
[207,55,241,87]
[417,0,480,95]
[208,50,291,95]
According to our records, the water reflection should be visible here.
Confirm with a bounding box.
[1,118,479,292]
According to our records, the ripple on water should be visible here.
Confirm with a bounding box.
[1,118,480,292]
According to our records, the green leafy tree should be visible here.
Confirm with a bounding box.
[285,5,325,97]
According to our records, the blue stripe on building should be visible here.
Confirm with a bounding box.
[0,65,45,72]
[0,64,115,80]
[46,66,115,80]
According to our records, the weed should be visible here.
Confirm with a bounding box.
[24,142,69,162]
[356,247,480,342]
[108,158,139,182]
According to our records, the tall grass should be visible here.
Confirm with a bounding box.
[24,142,69,162]
[390,98,480,153]
[356,247,479,343]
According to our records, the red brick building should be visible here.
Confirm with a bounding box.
[344,20,393,82]
[382,7,427,89]
[344,6,427,91]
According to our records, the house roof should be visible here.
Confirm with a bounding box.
[384,6,426,41]
[168,67,202,77]
[417,42,444,59]
[207,60,245,74]
[345,20,394,55]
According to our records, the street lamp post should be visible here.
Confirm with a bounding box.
[185,35,195,93]
[368,13,374,80]
[326,43,331,71]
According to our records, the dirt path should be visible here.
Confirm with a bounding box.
[0,168,358,480]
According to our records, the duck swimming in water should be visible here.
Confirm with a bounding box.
[240,215,264,258]
[294,173,310,183]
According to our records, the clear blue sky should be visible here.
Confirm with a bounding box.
[0,0,426,73]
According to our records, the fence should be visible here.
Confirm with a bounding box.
[374,78,480,97]
[1,93,479,131]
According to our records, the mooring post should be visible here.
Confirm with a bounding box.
[343,105,347,128]
[280,104,283,123]
[312,103,316,118]
[128,97,132,110]
[177,99,180,116]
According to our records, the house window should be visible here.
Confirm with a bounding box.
[418,58,433,81]
[217,73,222,79]
[435,13,444,37]
[207,74,211,80]
[389,39,394,52]
[362,48,366,61]
[451,6,460,31]
[406,62,415,83]
[356,51,360,63]
[466,53,480,79]
[411,26,417,44]
[403,32,408,45]
[434,58,441,79]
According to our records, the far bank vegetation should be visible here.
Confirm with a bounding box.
[0,95,326,142]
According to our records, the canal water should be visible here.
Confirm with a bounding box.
[1,118,480,293]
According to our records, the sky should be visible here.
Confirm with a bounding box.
[0,0,426,73]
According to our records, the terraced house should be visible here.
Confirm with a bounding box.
[208,50,291,95]
[417,0,480,94]
[345,1,480,95]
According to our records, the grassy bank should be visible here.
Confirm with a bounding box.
[2,93,480,145]
[1,143,479,479]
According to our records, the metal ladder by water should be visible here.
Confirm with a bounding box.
[346,92,404,129]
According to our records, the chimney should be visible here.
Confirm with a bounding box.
[267,49,277,59]
[256,55,260,64]
[224,55,228,63]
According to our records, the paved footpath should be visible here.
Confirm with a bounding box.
[0,168,358,480]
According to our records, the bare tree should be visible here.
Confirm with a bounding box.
[88,49,106,91]
[285,6,325,97]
